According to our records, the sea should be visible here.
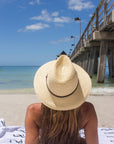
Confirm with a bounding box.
[0,66,114,94]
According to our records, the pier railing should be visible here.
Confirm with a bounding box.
[71,0,114,58]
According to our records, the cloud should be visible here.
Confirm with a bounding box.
[18,10,71,32]
[29,0,40,5]
[51,12,59,17]
[50,37,71,44]
[29,1,34,5]
[54,23,64,27]
[31,9,52,22]
[31,9,71,23]
[68,0,94,11]
[18,23,50,32]
[18,5,26,9]
[53,16,71,23]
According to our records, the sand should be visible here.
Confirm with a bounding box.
[0,93,114,127]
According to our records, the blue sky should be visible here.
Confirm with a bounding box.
[0,0,99,66]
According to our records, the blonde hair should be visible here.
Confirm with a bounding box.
[39,104,82,144]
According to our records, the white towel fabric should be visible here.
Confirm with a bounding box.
[0,119,25,144]
[79,128,114,144]
[0,119,114,144]
[0,119,6,127]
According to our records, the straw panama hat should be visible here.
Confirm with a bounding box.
[34,55,91,110]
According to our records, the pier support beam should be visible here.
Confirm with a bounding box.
[112,48,114,77]
[108,47,114,77]
[87,51,91,75]
[108,48,112,77]
[80,55,83,68]
[82,53,86,69]
[77,57,81,66]
[97,40,108,83]
[83,52,89,71]
[76,57,79,64]
[73,57,77,64]
[94,53,98,74]
[87,48,96,77]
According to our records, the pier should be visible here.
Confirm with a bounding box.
[71,0,114,83]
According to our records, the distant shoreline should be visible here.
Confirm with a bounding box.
[0,88,35,94]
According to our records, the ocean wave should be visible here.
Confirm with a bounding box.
[91,87,114,96]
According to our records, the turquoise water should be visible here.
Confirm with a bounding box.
[0,66,114,91]
[92,66,114,88]
[0,66,39,90]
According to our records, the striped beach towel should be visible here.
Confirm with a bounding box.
[0,119,114,144]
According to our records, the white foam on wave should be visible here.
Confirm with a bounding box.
[0,87,114,96]
[91,87,114,96]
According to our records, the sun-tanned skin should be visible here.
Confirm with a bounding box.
[25,102,99,144]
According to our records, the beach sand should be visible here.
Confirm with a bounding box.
[0,93,114,127]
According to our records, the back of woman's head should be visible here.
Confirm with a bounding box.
[39,104,81,144]
[34,55,91,144]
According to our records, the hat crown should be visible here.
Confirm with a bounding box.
[34,55,91,110]
[47,55,78,96]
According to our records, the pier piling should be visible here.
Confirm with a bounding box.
[97,40,108,83]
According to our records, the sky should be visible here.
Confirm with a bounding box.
[0,0,100,66]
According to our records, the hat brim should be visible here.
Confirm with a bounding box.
[34,60,91,110]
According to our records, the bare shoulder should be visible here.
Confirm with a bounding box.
[82,101,97,117]
[25,103,42,143]
[27,103,41,114]
[81,101,95,112]
[79,102,97,129]
[26,103,42,122]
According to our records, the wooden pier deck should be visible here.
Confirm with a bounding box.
[71,0,114,83]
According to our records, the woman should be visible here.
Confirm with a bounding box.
[25,55,99,144]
